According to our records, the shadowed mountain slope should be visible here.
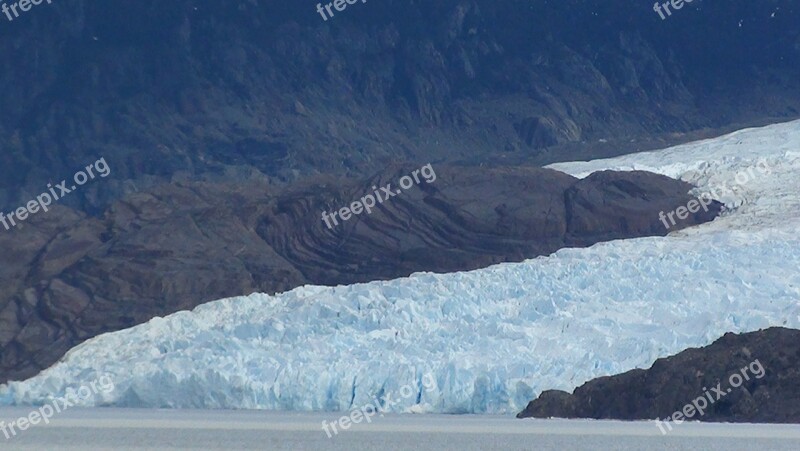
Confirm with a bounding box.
[1,0,798,212]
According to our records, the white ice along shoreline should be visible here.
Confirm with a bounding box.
[2,121,800,414]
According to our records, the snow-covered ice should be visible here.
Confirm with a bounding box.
[2,121,800,414]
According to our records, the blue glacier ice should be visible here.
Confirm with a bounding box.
[2,121,800,414]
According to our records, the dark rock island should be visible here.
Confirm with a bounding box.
[518,327,800,424]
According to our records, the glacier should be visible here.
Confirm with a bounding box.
[1,121,800,414]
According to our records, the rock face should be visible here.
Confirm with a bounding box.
[517,327,800,423]
[0,165,720,383]
[1,0,799,212]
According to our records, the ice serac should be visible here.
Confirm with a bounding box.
[2,120,800,414]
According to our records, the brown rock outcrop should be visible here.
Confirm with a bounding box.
[0,164,720,383]
[518,327,800,423]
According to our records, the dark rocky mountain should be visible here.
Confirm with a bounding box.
[518,327,800,423]
[0,0,798,212]
[0,164,720,382]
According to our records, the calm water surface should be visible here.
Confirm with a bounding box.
[2,408,800,450]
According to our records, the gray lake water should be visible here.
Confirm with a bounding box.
[2,407,800,450]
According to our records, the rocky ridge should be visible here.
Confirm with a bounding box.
[0,165,720,382]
